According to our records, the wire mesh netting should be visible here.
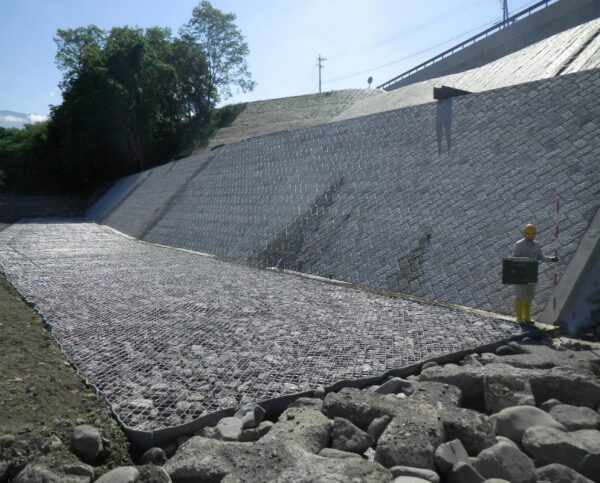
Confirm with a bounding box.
[0,221,523,430]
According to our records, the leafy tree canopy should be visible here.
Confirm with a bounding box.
[3,1,254,195]
[182,0,256,104]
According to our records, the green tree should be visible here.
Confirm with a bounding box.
[49,25,211,192]
[182,0,256,104]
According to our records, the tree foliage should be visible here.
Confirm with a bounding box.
[182,0,255,104]
[2,1,254,195]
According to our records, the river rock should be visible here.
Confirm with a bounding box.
[549,404,600,431]
[536,463,594,483]
[375,400,444,469]
[483,372,535,413]
[239,420,273,442]
[410,382,462,410]
[441,408,496,455]
[288,397,323,411]
[62,463,94,478]
[71,425,103,464]
[261,408,331,453]
[376,377,414,395]
[14,465,61,483]
[393,477,431,483]
[522,427,600,481]
[434,439,470,475]
[492,405,566,443]
[234,403,266,429]
[215,417,243,441]
[447,461,485,483]
[539,398,562,411]
[137,465,171,482]
[140,447,167,465]
[95,466,139,483]
[165,436,392,481]
[472,442,536,483]
[390,465,440,483]
[530,367,600,409]
[331,417,373,453]
[367,415,392,441]
[319,448,362,459]
[322,387,404,430]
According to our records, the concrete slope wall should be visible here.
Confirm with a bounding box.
[90,69,600,316]
[382,0,600,91]
[336,18,600,121]
[203,89,383,150]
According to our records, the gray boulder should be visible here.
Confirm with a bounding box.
[318,448,362,459]
[410,382,462,410]
[71,425,103,464]
[234,403,266,429]
[447,461,485,483]
[367,415,392,441]
[62,463,94,478]
[375,400,444,469]
[492,405,566,443]
[313,386,326,399]
[522,427,600,481]
[495,436,518,448]
[441,408,496,455]
[322,387,404,430]
[140,447,167,466]
[483,372,535,413]
[434,439,470,475]
[539,398,562,411]
[390,465,440,483]
[331,417,373,454]
[420,364,483,403]
[393,477,431,483]
[535,463,594,483]
[530,367,600,409]
[472,442,536,483]
[215,417,243,441]
[288,397,323,411]
[137,465,171,482]
[376,377,415,395]
[261,408,331,453]
[239,420,273,442]
[95,466,139,483]
[165,436,392,481]
[549,404,600,431]
[14,465,61,483]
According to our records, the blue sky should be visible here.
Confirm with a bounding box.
[0,0,539,116]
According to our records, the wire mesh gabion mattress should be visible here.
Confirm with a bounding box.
[0,221,523,430]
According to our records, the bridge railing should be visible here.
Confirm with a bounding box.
[377,0,557,90]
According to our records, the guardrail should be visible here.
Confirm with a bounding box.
[377,0,558,90]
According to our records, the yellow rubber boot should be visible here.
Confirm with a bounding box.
[515,300,524,322]
[523,300,533,324]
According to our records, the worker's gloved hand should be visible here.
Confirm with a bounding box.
[550,256,559,262]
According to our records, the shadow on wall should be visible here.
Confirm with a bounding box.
[436,98,453,155]
[251,177,349,274]
[386,233,431,293]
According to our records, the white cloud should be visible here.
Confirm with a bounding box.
[28,114,48,123]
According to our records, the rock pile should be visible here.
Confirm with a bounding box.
[7,339,600,482]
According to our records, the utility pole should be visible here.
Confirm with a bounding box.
[317,54,326,94]
[501,0,509,25]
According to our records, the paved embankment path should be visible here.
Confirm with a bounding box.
[0,221,522,431]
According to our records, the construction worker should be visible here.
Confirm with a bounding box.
[513,223,558,323]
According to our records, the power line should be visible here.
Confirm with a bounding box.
[326,0,477,60]
[323,16,500,85]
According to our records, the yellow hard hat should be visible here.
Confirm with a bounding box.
[523,224,537,240]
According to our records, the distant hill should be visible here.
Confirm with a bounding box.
[0,110,48,129]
